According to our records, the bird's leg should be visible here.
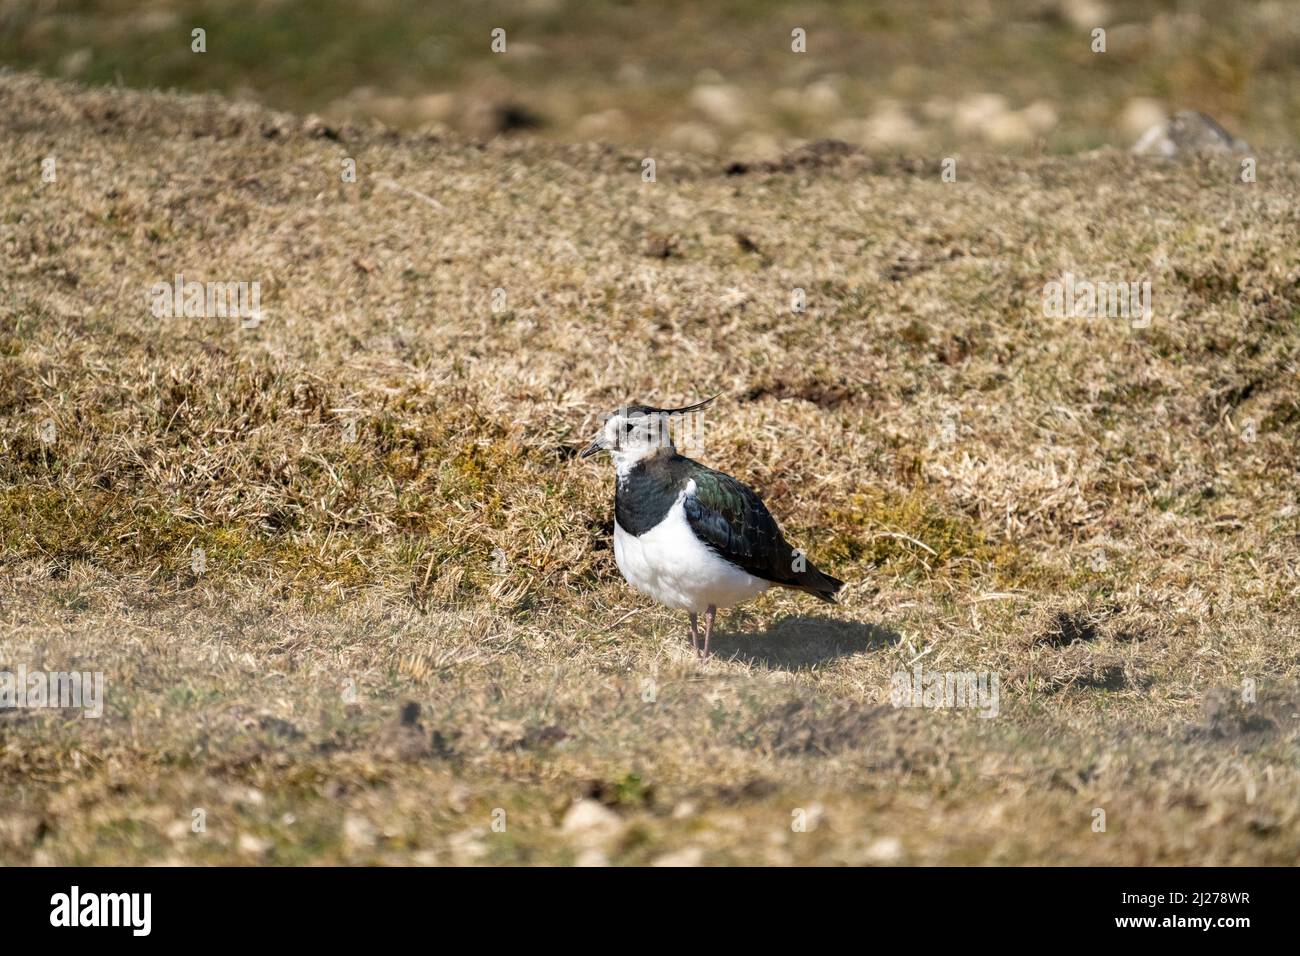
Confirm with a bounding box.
[688,612,699,654]
[701,604,717,659]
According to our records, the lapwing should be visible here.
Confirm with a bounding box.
[580,397,844,657]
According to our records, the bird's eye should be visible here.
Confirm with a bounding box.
[623,422,635,434]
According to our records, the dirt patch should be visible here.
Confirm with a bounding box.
[1032,609,1104,648]
[739,698,894,757]
[1188,686,1300,747]
[1010,646,1143,695]
[742,379,860,409]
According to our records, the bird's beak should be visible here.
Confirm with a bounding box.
[579,434,607,459]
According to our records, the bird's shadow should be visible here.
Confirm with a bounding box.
[708,614,900,670]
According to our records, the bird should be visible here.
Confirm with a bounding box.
[580,396,844,657]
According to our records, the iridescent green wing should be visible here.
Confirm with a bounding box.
[682,465,798,585]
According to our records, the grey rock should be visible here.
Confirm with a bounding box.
[1132,110,1249,157]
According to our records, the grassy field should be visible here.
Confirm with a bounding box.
[2,0,1299,156]
[1,65,1298,865]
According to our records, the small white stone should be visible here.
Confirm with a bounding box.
[237,833,271,857]
[652,846,705,867]
[730,132,784,165]
[1058,0,1109,30]
[689,84,749,128]
[575,109,628,139]
[667,122,719,154]
[865,836,904,863]
[447,829,487,862]
[802,80,842,115]
[865,101,922,148]
[952,93,1009,137]
[412,93,456,124]
[671,800,698,820]
[343,814,378,849]
[983,111,1034,147]
[561,799,623,843]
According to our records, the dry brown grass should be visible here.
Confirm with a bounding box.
[1,70,1298,864]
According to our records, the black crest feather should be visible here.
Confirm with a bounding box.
[615,394,719,418]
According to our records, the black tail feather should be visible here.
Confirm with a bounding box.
[796,567,844,603]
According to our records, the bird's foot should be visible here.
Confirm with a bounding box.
[699,604,717,660]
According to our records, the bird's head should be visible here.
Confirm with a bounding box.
[579,396,716,472]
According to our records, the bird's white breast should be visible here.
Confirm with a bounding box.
[613,483,769,614]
